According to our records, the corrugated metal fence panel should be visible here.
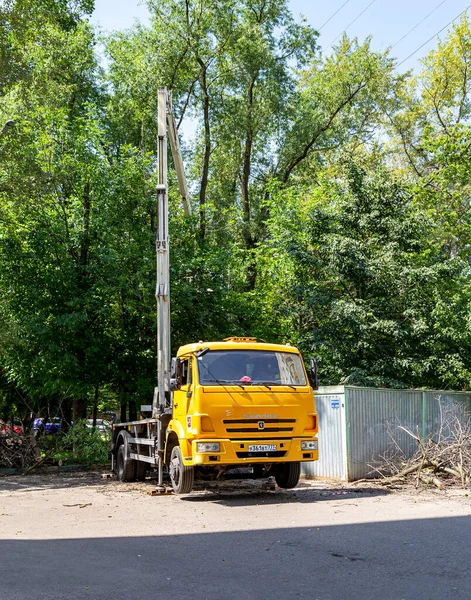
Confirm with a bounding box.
[346,387,422,480]
[302,390,346,480]
[423,391,471,441]
[302,386,471,481]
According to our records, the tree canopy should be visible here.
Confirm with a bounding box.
[2,1,471,423]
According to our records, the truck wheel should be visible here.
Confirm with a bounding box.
[169,445,194,494]
[116,444,136,482]
[274,462,300,489]
[135,460,148,481]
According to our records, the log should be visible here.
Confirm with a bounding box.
[376,475,406,486]
[375,461,428,485]
[428,459,461,479]
[419,473,444,489]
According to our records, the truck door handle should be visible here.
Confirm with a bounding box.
[173,403,178,408]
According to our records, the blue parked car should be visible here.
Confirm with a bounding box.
[33,417,61,435]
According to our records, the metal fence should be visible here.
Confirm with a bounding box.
[302,386,471,481]
[302,386,347,480]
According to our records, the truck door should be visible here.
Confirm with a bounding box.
[173,358,193,427]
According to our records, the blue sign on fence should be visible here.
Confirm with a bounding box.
[331,400,340,409]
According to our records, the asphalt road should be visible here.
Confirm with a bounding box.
[1,473,470,600]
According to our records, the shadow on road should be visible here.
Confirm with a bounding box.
[182,481,389,505]
[0,470,110,492]
[1,517,470,600]
[0,471,389,505]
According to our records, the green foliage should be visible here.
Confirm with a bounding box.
[2,0,471,430]
[58,419,110,464]
[263,157,471,389]
[279,35,402,182]
[390,16,471,258]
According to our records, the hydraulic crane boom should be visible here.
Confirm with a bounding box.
[154,87,191,420]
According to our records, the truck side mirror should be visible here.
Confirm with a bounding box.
[309,358,319,391]
[169,357,182,391]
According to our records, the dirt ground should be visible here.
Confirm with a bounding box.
[1,470,471,599]
[1,469,470,540]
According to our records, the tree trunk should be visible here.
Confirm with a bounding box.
[198,60,210,241]
[80,181,91,268]
[241,79,255,245]
[60,398,72,433]
[128,398,137,422]
[92,385,99,427]
[120,390,127,423]
[73,397,87,422]
[241,77,258,289]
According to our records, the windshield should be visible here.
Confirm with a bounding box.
[197,350,307,386]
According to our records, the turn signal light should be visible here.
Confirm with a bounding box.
[306,414,317,431]
[201,416,215,432]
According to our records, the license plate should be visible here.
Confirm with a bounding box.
[248,444,276,452]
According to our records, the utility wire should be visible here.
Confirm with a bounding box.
[397,4,471,67]
[326,0,378,49]
[391,0,447,50]
[319,0,352,31]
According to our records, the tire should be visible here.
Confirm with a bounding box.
[274,462,300,489]
[169,445,194,494]
[116,443,136,482]
[135,460,148,481]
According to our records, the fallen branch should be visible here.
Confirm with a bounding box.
[374,404,471,489]
[419,473,444,489]
[376,461,429,486]
[428,459,461,479]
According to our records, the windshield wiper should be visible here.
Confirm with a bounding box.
[204,379,246,389]
[254,381,273,390]
[254,381,297,390]
[203,379,297,390]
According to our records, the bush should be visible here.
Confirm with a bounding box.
[58,420,110,464]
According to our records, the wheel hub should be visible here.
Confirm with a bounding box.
[170,456,180,483]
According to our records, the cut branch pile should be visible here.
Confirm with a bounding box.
[0,430,39,471]
[373,410,471,489]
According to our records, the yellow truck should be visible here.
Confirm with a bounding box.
[109,88,318,493]
[111,336,318,493]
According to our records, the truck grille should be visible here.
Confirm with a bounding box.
[223,418,296,435]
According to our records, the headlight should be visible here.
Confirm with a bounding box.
[301,440,317,450]
[196,442,221,453]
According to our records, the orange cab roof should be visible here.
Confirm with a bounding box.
[176,338,300,357]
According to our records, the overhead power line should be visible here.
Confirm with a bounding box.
[319,0,352,31]
[397,4,471,67]
[327,0,378,49]
[391,1,447,50]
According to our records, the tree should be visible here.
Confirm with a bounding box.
[2,0,471,421]
[0,1,124,420]
[262,157,471,388]
[389,16,471,259]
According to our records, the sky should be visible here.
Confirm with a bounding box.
[90,0,471,72]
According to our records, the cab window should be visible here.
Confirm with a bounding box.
[181,359,192,387]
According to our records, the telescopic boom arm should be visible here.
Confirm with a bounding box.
[154,87,191,420]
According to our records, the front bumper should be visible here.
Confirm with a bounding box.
[187,437,318,466]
